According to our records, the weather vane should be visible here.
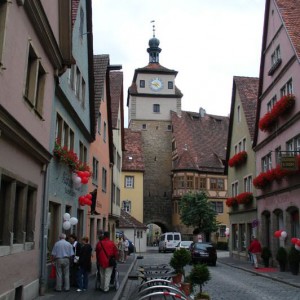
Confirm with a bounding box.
[151,20,155,37]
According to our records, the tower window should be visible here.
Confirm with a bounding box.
[168,81,173,89]
[140,80,145,88]
[153,104,160,113]
[142,124,147,130]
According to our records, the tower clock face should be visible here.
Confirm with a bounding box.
[150,77,163,91]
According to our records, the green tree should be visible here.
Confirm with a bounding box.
[179,192,218,234]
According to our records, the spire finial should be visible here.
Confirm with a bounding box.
[151,20,155,37]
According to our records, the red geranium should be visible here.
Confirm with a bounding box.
[226,197,238,207]
[228,151,248,168]
[259,94,295,132]
[236,192,253,205]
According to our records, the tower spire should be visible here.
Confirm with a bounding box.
[147,20,161,64]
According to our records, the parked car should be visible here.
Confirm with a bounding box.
[189,242,217,266]
[175,241,193,250]
[158,232,181,253]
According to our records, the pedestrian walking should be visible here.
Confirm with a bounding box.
[51,233,74,292]
[124,237,129,262]
[248,236,262,269]
[95,231,118,293]
[76,236,92,292]
[69,234,81,287]
[118,236,125,263]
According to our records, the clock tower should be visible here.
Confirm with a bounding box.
[127,28,183,231]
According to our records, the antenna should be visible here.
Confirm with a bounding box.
[151,20,155,37]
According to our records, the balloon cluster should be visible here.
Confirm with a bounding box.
[291,238,300,251]
[79,193,92,206]
[225,227,230,237]
[274,230,287,239]
[63,213,78,230]
[72,171,91,188]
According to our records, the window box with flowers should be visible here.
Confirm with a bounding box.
[259,94,295,132]
[53,139,91,173]
[236,192,253,205]
[226,197,238,208]
[228,151,247,168]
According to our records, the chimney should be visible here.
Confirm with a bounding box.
[199,107,206,118]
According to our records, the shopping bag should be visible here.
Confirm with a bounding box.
[49,264,56,279]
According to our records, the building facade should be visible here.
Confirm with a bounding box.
[226,76,259,260]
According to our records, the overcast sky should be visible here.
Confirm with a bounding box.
[92,0,265,127]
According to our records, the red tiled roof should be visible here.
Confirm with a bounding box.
[119,209,147,229]
[122,129,145,172]
[109,71,123,128]
[276,0,300,59]
[171,111,229,173]
[71,0,80,29]
[93,55,109,124]
[234,76,259,140]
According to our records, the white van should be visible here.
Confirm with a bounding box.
[158,232,181,253]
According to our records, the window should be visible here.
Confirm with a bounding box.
[92,157,98,182]
[211,201,223,214]
[186,176,194,189]
[262,153,272,172]
[55,113,74,150]
[0,174,36,247]
[103,122,107,142]
[79,141,87,164]
[199,178,206,189]
[116,187,120,206]
[25,44,46,116]
[75,67,81,97]
[0,1,8,67]
[125,176,134,188]
[244,175,252,193]
[232,181,238,197]
[142,124,147,130]
[219,225,226,237]
[117,153,121,171]
[81,78,86,108]
[271,46,281,65]
[69,65,76,89]
[97,112,102,134]
[281,79,293,96]
[140,80,145,88]
[167,125,172,131]
[168,81,173,89]
[286,135,300,155]
[267,95,277,112]
[275,146,281,164]
[177,176,185,188]
[122,200,131,213]
[111,183,115,203]
[210,178,224,191]
[237,105,241,122]
[153,104,160,113]
[79,7,84,38]
[102,168,107,192]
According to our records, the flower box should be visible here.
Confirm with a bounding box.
[228,151,247,168]
[236,192,253,205]
[226,197,238,207]
[259,94,295,132]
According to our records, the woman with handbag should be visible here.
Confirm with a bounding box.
[95,231,118,293]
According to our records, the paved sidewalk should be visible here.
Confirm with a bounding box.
[218,254,300,289]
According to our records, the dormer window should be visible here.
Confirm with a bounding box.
[168,81,173,89]
[268,46,281,76]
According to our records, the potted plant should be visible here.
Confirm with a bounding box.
[288,246,300,275]
[276,246,288,272]
[169,248,191,283]
[261,247,272,267]
[188,263,211,299]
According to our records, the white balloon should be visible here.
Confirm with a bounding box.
[74,176,81,184]
[72,173,78,181]
[74,182,82,189]
[63,213,71,221]
[70,217,78,226]
[63,221,71,230]
[295,245,300,251]
[281,231,287,239]
[225,228,230,233]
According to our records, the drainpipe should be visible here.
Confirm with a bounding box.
[39,164,49,295]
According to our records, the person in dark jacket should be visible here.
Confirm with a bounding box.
[69,234,81,287]
[76,236,92,292]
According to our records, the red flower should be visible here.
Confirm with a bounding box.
[236,192,253,205]
[259,94,295,132]
[228,151,248,168]
[226,197,238,207]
